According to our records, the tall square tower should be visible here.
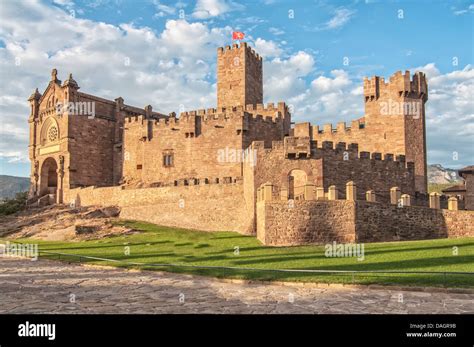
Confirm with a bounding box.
[217,42,263,108]
[363,71,428,192]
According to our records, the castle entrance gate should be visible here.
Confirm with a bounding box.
[288,169,307,200]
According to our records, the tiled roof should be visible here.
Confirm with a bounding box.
[442,184,466,193]
[459,165,474,178]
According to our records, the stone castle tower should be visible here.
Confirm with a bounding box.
[363,71,428,192]
[305,70,428,193]
[217,42,263,108]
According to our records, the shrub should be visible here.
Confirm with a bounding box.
[0,191,28,215]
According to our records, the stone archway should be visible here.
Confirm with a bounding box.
[288,169,307,200]
[39,157,58,197]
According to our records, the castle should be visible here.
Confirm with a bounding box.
[27,42,473,245]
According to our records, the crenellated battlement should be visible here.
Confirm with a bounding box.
[178,102,287,118]
[313,140,411,168]
[124,105,285,137]
[364,70,428,101]
[292,120,367,140]
[122,101,286,126]
[260,137,413,170]
[312,120,365,135]
[244,101,287,113]
[217,42,262,62]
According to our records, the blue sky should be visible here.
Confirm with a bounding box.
[0,0,473,177]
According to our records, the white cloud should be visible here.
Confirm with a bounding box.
[453,3,474,15]
[192,0,244,19]
[413,62,440,79]
[160,20,231,57]
[268,27,285,36]
[253,38,282,58]
[52,0,75,6]
[320,8,356,30]
[152,0,176,16]
[293,70,362,122]
[412,64,474,166]
[311,69,351,92]
[264,51,315,101]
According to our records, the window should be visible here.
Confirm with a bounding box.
[48,126,58,142]
[163,153,173,167]
[40,117,60,146]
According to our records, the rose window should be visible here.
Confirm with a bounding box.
[48,126,58,142]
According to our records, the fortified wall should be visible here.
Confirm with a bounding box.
[249,137,416,202]
[122,102,290,186]
[65,179,255,234]
[256,182,474,246]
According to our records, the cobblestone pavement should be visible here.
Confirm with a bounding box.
[0,257,473,314]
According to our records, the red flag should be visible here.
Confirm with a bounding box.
[232,31,245,40]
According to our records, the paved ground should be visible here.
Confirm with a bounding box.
[0,257,473,314]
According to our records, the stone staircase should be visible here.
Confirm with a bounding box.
[28,194,56,207]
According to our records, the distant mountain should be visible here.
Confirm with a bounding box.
[0,175,30,200]
[428,164,462,184]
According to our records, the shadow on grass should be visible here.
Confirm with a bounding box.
[38,240,173,252]
[203,241,474,257]
[38,253,474,288]
[230,254,474,272]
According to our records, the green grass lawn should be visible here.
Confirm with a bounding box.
[428,183,457,194]
[3,220,474,288]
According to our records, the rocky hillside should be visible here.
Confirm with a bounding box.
[427,164,462,184]
[0,205,138,241]
[0,175,29,200]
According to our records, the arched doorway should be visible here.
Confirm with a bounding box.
[288,169,307,200]
[39,157,58,196]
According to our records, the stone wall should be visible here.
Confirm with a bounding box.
[355,201,474,242]
[122,106,290,186]
[67,114,116,188]
[122,112,244,186]
[242,103,291,148]
[257,199,474,246]
[257,200,356,246]
[464,173,474,210]
[252,138,415,202]
[64,182,254,234]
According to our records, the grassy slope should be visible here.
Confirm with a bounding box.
[428,183,458,194]
[5,221,474,288]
